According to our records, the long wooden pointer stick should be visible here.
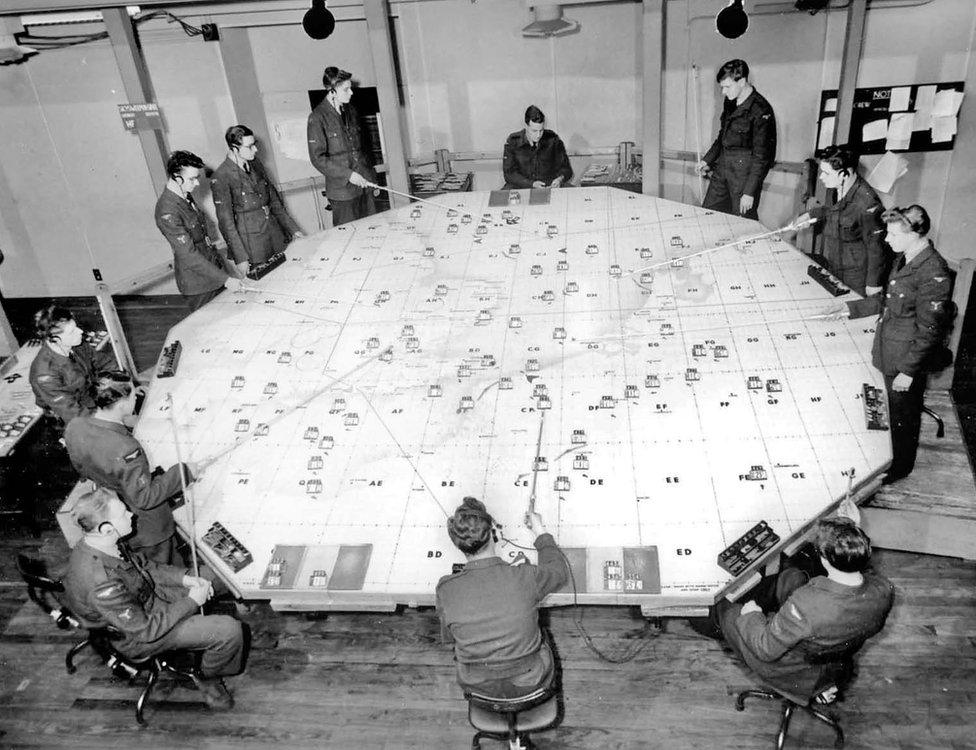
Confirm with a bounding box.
[625,216,816,277]
[166,393,202,608]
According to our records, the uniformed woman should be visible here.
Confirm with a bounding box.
[798,146,888,297]
[64,372,196,564]
[828,205,953,484]
[211,124,303,273]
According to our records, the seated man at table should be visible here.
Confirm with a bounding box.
[62,486,246,711]
[436,497,567,699]
[502,105,573,190]
[717,516,894,704]
[28,305,117,426]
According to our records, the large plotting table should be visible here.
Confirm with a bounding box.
[135,187,890,612]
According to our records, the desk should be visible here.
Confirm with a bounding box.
[0,343,43,458]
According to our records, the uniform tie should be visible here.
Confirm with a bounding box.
[185,193,198,211]
[894,253,906,273]
[243,162,251,175]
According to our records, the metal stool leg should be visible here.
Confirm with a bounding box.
[806,705,845,748]
[921,405,945,438]
[776,702,794,750]
[66,637,91,674]
[136,661,161,725]
[735,688,777,711]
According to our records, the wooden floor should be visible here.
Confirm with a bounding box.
[0,541,974,749]
[1,295,975,748]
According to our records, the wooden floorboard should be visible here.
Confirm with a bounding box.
[0,547,974,749]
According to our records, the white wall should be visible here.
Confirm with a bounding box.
[1,0,973,299]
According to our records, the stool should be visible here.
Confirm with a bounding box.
[68,628,199,725]
[466,682,562,750]
[734,686,844,749]
[18,553,198,725]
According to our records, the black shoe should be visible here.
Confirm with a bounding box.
[191,675,234,711]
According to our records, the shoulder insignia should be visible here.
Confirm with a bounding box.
[95,584,121,600]
[930,301,944,310]
[161,213,173,221]
[51,395,65,402]
[762,114,772,119]
[867,205,879,212]
[122,448,142,463]
[37,374,54,383]
[787,601,803,621]
[933,276,947,283]
[117,607,134,622]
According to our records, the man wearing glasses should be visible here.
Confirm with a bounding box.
[211,125,303,275]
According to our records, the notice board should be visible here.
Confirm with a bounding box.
[815,82,964,156]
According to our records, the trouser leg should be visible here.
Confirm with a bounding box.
[143,614,246,679]
[703,171,733,214]
[884,372,926,480]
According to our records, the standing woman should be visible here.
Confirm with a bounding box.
[64,372,197,565]
[211,125,303,275]
[798,146,888,297]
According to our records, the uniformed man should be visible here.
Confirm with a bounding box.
[797,146,888,297]
[62,487,245,711]
[28,304,117,425]
[717,516,893,704]
[697,59,776,220]
[212,125,303,274]
[154,150,251,311]
[64,372,195,565]
[436,498,567,699]
[502,105,573,190]
[307,66,378,226]
[825,205,953,484]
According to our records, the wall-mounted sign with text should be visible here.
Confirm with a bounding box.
[118,102,163,132]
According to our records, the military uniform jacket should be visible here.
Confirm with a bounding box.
[211,157,300,266]
[809,178,887,294]
[731,573,893,703]
[29,342,117,424]
[63,541,195,659]
[64,416,185,548]
[436,534,567,669]
[847,242,952,377]
[307,102,376,202]
[502,130,573,189]
[154,189,229,296]
[703,90,777,197]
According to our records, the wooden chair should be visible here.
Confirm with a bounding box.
[17,553,199,725]
[465,680,563,750]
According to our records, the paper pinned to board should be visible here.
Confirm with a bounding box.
[862,119,888,143]
[930,115,958,143]
[824,97,838,113]
[865,151,908,194]
[817,116,835,149]
[913,85,937,131]
[885,112,914,150]
[272,117,311,161]
[888,86,911,112]
[932,89,964,117]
